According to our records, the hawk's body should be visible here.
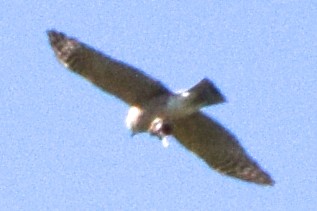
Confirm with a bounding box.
[48,30,274,186]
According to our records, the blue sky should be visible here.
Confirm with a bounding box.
[1,0,316,210]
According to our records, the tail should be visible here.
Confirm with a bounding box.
[186,78,226,107]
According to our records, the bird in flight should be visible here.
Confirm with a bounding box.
[47,30,274,186]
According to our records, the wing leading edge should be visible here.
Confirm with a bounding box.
[47,30,170,107]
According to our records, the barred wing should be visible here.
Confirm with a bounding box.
[173,112,274,185]
[47,30,170,107]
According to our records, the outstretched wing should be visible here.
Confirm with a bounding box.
[47,30,170,107]
[173,112,274,185]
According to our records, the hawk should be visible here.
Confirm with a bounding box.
[47,30,274,186]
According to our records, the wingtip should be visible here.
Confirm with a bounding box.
[243,166,275,186]
[228,167,275,186]
[46,29,58,39]
[46,29,80,69]
[262,176,275,186]
[47,29,66,44]
[253,164,275,186]
[255,176,275,186]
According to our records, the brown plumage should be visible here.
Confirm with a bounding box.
[48,30,274,186]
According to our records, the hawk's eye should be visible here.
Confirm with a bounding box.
[161,123,173,135]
